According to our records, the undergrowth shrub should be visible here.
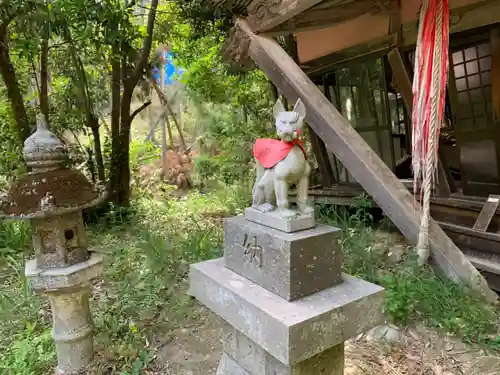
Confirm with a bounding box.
[190,100,269,187]
[0,219,31,257]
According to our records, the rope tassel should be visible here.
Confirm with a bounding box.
[412,0,450,265]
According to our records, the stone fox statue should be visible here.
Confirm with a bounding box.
[252,98,314,219]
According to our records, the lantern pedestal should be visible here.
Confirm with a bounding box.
[25,253,103,375]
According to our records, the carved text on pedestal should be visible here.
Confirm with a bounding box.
[242,233,263,268]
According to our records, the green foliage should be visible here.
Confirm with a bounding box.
[167,15,274,188]
[170,0,236,39]
[1,184,499,374]
[0,98,24,179]
[0,328,55,374]
[0,186,251,374]
[191,101,270,186]
[318,198,500,350]
[0,219,31,257]
[380,264,499,346]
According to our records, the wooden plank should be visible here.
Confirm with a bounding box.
[437,158,452,198]
[468,254,500,276]
[303,38,394,77]
[387,49,412,114]
[309,131,336,186]
[438,144,457,194]
[473,195,500,232]
[265,0,378,35]
[246,0,324,33]
[440,221,500,257]
[265,0,399,36]
[234,18,497,302]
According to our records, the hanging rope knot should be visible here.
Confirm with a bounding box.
[412,0,450,264]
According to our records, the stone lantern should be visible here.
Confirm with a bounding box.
[0,116,107,375]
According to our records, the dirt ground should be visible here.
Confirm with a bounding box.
[154,304,500,375]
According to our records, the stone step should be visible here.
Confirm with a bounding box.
[188,257,385,366]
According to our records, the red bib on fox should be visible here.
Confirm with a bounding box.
[253,138,307,169]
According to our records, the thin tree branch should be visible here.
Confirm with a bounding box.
[130,100,152,122]
[150,78,186,150]
[30,60,41,100]
[128,0,159,87]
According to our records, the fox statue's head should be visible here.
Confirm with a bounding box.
[273,98,306,142]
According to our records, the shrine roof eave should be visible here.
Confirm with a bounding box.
[209,1,397,36]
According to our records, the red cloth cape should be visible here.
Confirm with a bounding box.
[253,138,307,169]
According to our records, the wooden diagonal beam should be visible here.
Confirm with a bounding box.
[246,0,324,33]
[473,195,500,232]
[234,18,497,303]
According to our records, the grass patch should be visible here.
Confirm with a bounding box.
[0,184,251,374]
[319,199,500,351]
[0,186,498,374]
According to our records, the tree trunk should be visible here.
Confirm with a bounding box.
[89,113,105,182]
[108,0,159,206]
[109,0,158,206]
[108,47,122,202]
[116,89,133,206]
[40,38,49,122]
[0,28,31,143]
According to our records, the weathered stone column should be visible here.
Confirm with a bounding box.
[49,286,94,372]
[26,255,103,374]
[0,116,107,375]
[189,208,385,375]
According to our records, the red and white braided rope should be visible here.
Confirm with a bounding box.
[411,0,449,263]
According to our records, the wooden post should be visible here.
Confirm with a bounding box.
[491,27,500,121]
[234,19,496,302]
[160,59,169,178]
[387,48,456,195]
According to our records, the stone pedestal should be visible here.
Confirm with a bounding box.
[25,253,103,375]
[245,207,315,233]
[189,214,385,375]
[224,216,342,300]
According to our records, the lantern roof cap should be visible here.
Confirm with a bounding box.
[23,115,66,171]
[0,115,107,219]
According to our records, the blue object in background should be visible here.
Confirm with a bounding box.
[154,51,184,86]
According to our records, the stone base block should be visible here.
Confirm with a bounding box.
[219,321,344,375]
[217,353,251,375]
[25,252,103,292]
[244,207,315,233]
[224,216,342,301]
[188,258,385,365]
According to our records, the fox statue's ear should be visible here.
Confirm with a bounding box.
[273,99,286,119]
[293,98,306,120]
